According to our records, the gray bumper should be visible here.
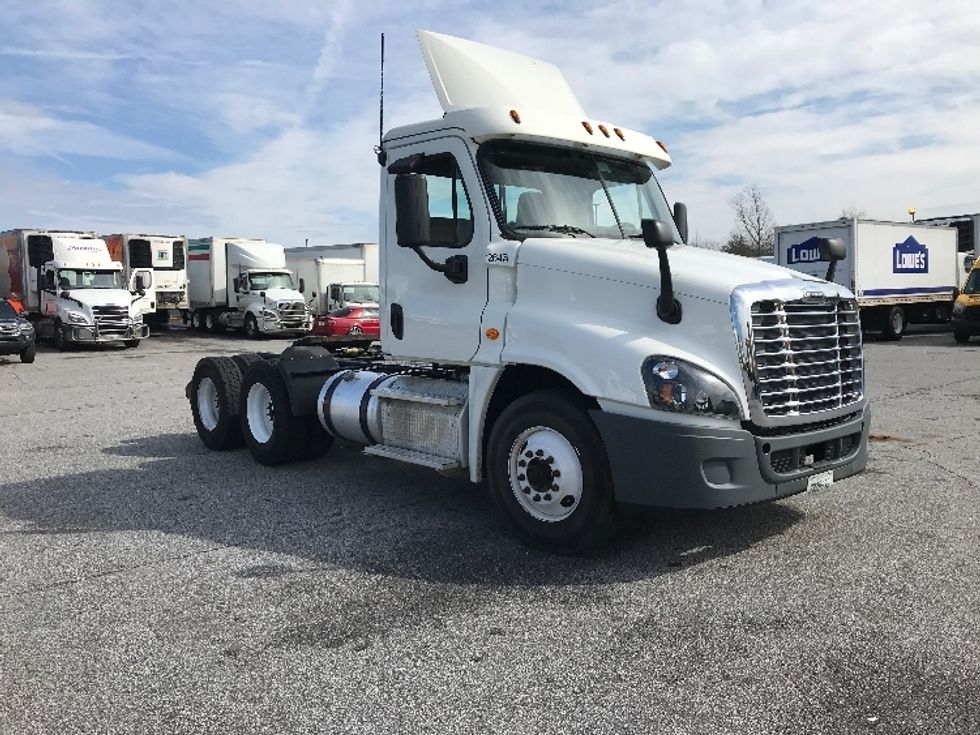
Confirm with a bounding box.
[591,405,870,509]
[67,324,150,343]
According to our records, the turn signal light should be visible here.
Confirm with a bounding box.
[510,109,521,124]
[582,121,594,134]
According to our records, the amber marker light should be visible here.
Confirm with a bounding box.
[597,124,610,138]
[614,127,625,141]
[485,328,500,340]
[582,121,594,134]
[509,109,521,124]
[656,140,669,153]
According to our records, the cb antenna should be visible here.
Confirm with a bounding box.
[374,33,386,166]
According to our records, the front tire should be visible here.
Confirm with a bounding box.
[53,319,68,351]
[124,338,140,349]
[244,313,261,339]
[954,327,971,344]
[20,345,36,363]
[486,390,614,553]
[882,305,906,341]
[189,356,245,450]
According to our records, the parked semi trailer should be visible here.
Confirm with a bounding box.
[104,233,188,325]
[0,229,150,349]
[775,219,961,340]
[187,31,870,551]
[186,237,312,337]
[285,251,379,315]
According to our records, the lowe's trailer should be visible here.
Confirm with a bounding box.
[775,219,959,340]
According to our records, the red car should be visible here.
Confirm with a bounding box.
[312,304,381,341]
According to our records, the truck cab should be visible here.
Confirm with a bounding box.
[952,257,980,343]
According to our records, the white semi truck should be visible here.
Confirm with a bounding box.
[186,237,312,338]
[0,229,150,349]
[104,233,189,325]
[186,31,870,551]
[775,219,961,340]
[285,247,379,315]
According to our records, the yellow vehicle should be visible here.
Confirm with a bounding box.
[952,257,980,343]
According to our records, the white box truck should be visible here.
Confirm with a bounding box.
[284,251,379,315]
[186,237,312,338]
[0,229,150,349]
[104,233,188,324]
[186,31,870,552]
[775,219,959,339]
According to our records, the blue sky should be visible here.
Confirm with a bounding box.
[2,0,980,246]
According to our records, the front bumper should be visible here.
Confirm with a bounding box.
[262,317,311,334]
[0,335,33,354]
[66,323,151,343]
[591,404,870,509]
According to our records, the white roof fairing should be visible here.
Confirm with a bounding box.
[417,30,586,117]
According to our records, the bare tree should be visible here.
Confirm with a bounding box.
[688,232,722,250]
[726,185,774,256]
[839,205,866,220]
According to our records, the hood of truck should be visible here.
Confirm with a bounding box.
[61,288,136,310]
[258,288,304,305]
[516,236,825,305]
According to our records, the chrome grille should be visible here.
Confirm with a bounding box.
[277,301,308,328]
[92,305,131,337]
[749,298,863,417]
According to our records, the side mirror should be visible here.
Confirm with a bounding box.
[233,278,240,293]
[311,291,317,298]
[45,272,55,289]
[817,237,846,282]
[395,173,430,247]
[299,278,305,294]
[641,219,675,249]
[673,202,688,244]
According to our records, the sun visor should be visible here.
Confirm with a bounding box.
[417,30,586,118]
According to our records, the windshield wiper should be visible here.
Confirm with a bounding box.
[517,224,596,238]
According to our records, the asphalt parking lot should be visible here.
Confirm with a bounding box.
[1,326,978,734]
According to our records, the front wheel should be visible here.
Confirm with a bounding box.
[124,338,140,349]
[486,390,615,553]
[954,328,971,344]
[881,305,906,341]
[20,345,36,363]
[53,319,68,351]
[244,313,261,339]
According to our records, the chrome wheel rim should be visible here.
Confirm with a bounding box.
[196,377,220,431]
[246,382,274,444]
[508,426,583,523]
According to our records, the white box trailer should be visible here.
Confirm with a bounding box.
[104,233,188,323]
[775,219,959,339]
[284,252,379,315]
[186,237,311,337]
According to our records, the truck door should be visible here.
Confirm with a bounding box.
[382,136,490,363]
[131,268,155,315]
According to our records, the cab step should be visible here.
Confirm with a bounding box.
[363,444,461,471]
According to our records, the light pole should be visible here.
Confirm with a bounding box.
[907,207,916,222]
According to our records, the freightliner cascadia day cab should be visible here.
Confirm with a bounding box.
[0,229,150,350]
[284,244,380,315]
[186,31,871,551]
[104,233,189,325]
[775,219,961,340]
[186,237,312,338]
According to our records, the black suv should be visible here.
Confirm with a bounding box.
[0,299,35,363]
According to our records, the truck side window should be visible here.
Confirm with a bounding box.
[415,154,474,247]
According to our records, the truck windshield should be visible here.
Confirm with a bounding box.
[57,269,122,289]
[249,272,295,291]
[479,140,681,241]
[964,268,980,295]
[342,284,379,303]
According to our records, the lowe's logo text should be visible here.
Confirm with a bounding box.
[786,236,825,264]
[893,236,929,273]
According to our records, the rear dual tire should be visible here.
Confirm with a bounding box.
[239,360,333,465]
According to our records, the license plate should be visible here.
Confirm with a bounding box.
[807,470,835,490]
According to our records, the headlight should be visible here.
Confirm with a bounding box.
[19,321,34,334]
[66,311,88,324]
[133,314,144,323]
[641,356,742,420]
[952,302,966,316]
[261,309,277,318]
